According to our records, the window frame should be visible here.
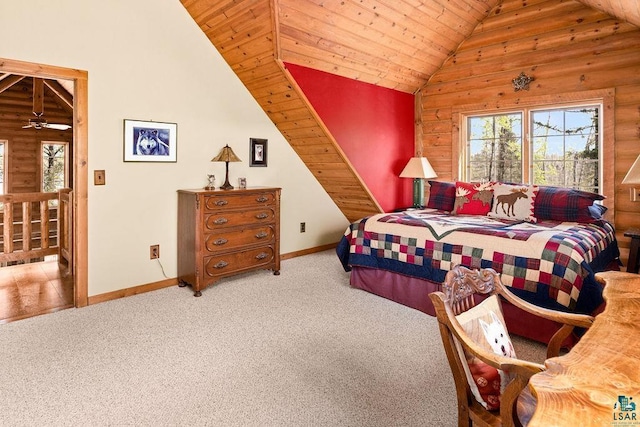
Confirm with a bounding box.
[0,140,6,195]
[462,103,603,192]
[451,89,615,218]
[40,140,69,193]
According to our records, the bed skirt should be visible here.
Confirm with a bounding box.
[349,266,601,346]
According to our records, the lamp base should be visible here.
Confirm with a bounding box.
[220,162,234,190]
[412,178,425,208]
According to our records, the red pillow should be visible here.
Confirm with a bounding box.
[453,182,494,215]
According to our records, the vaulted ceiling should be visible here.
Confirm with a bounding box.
[190,1,640,220]
[189,0,639,95]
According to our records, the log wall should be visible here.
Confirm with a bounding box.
[419,0,640,257]
[0,78,73,194]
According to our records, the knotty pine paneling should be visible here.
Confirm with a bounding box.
[419,0,640,259]
[579,0,640,27]
[180,0,381,222]
[277,0,499,93]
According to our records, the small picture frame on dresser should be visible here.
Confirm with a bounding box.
[238,177,247,189]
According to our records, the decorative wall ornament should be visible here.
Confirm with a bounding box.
[512,72,534,92]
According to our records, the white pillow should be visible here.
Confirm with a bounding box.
[488,183,538,222]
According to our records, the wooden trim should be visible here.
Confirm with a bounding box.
[280,242,338,260]
[89,243,338,304]
[88,278,178,305]
[0,57,89,308]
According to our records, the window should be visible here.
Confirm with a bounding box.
[0,140,5,195]
[42,142,68,193]
[464,103,602,193]
[531,106,599,193]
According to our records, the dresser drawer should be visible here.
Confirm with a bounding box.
[204,246,275,277]
[203,191,276,211]
[204,207,276,230]
[203,225,275,253]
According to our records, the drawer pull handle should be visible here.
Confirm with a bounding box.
[256,196,268,203]
[255,213,268,219]
[255,231,268,239]
[215,200,228,206]
[214,261,228,269]
[255,252,268,260]
[214,238,228,246]
[214,218,228,225]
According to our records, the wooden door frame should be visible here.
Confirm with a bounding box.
[0,57,88,307]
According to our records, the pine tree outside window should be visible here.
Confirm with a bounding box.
[42,142,68,204]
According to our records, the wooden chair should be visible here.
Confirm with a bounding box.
[429,265,594,427]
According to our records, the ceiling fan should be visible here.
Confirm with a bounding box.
[22,78,72,131]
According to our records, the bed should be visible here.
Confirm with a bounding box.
[336,181,620,345]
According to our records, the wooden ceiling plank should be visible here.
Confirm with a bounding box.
[279,2,442,72]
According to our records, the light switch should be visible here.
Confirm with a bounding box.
[94,170,106,185]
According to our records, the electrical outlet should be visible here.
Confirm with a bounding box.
[150,245,159,259]
[300,222,306,233]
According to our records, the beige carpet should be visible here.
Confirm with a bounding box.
[0,250,545,426]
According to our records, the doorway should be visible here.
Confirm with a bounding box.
[0,58,88,322]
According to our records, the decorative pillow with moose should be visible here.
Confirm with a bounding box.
[453,181,494,215]
[488,183,538,222]
[454,295,516,411]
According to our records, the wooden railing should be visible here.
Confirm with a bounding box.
[0,189,72,265]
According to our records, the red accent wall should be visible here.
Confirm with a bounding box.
[285,63,414,212]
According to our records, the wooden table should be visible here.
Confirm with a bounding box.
[523,271,640,426]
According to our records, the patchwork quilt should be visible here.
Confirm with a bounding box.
[337,209,619,312]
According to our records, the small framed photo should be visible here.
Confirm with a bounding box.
[124,119,177,162]
[238,177,247,189]
[250,138,267,167]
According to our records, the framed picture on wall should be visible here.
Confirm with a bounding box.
[250,138,267,167]
[123,119,177,162]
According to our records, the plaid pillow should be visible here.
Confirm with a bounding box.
[426,180,456,211]
[534,186,604,222]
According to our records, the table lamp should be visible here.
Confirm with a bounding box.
[400,156,437,208]
[211,144,241,190]
[622,154,640,201]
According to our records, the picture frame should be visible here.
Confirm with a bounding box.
[123,119,177,162]
[250,138,267,167]
[238,177,247,189]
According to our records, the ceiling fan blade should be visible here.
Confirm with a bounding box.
[45,123,72,130]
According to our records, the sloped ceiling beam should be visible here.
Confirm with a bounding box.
[0,74,26,95]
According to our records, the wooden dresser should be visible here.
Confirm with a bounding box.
[177,187,281,296]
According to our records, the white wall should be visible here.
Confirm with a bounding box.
[0,0,348,296]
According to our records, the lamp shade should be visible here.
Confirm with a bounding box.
[622,154,640,184]
[211,144,241,163]
[400,157,437,179]
[211,144,242,190]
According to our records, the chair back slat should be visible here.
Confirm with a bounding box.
[442,265,498,315]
